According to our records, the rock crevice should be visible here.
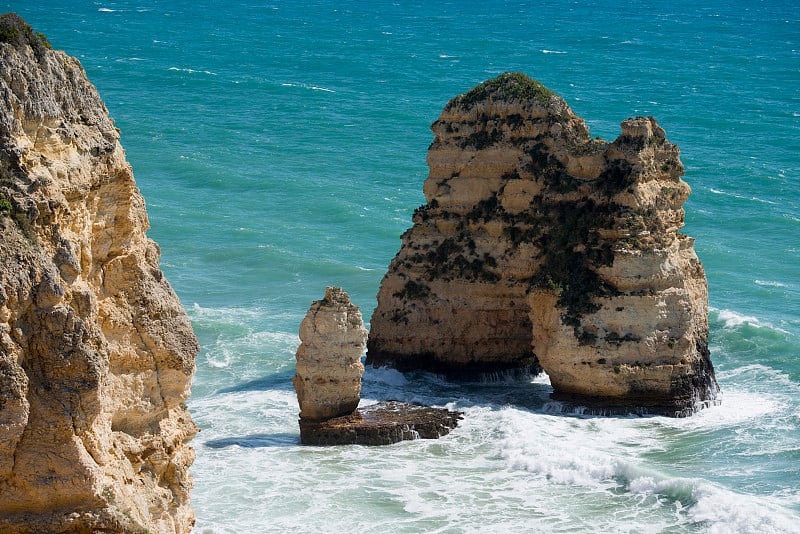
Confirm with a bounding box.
[367,72,719,416]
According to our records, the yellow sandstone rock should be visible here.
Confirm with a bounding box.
[293,287,368,421]
[367,72,719,416]
[0,15,198,533]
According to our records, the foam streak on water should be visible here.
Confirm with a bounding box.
[14,0,800,532]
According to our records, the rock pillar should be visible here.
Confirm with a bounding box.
[293,287,368,421]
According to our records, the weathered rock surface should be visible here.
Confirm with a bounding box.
[367,72,719,416]
[293,287,462,445]
[0,14,198,533]
[293,286,368,421]
[299,400,462,446]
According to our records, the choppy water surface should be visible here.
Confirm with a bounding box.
[13,0,800,531]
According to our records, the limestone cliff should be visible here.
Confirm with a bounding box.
[367,72,719,416]
[0,14,198,533]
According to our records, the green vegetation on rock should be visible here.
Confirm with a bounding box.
[0,193,12,215]
[0,13,52,59]
[450,72,558,109]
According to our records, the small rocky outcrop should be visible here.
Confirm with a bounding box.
[294,288,461,444]
[293,286,368,421]
[299,401,462,446]
[367,72,719,416]
[0,14,198,533]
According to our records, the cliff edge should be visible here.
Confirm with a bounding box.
[367,73,719,416]
[0,14,198,533]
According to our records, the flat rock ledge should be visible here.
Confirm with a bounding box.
[298,401,463,446]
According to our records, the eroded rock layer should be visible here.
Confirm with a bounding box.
[0,15,198,533]
[367,72,719,416]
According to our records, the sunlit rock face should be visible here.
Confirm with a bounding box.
[367,72,719,416]
[0,14,198,533]
[293,287,462,445]
[293,286,368,422]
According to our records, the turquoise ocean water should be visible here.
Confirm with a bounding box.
[10,1,800,531]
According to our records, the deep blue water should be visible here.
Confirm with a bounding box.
[10,1,800,531]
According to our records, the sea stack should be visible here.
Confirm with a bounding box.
[367,72,719,416]
[294,287,462,445]
[293,286,368,421]
[0,14,198,533]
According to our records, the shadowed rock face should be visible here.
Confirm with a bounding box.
[0,14,198,533]
[367,72,719,416]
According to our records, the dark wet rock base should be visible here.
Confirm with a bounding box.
[299,401,463,446]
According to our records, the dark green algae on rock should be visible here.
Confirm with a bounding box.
[367,72,719,417]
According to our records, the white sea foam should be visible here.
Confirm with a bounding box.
[364,366,409,387]
[706,187,777,205]
[541,49,567,54]
[492,403,800,531]
[655,388,780,430]
[717,364,799,392]
[190,302,264,321]
[190,381,800,533]
[205,348,233,369]
[689,484,800,534]
[755,279,787,287]
[188,303,301,326]
[714,308,763,328]
[280,82,335,93]
[169,66,217,76]
[623,472,800,533]
[712,308,790,335]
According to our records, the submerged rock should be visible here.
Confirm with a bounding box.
[367,72,719,416]
[0,14,198,533]
[299,400,462,446]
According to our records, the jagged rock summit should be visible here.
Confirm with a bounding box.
[367,72,719,416]
[0,14,198,533]
[294,287,461,445]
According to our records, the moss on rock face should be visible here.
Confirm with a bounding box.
[368,74,718,415]
[448,72,559,109]
[0,13,52,59]
[0,193,11,215]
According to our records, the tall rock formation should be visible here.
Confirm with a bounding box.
[293,286,368,421]
[293,287,462,446]
[367,72,719,416]
[0,14,198,532]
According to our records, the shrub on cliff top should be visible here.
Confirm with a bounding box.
[449,72,557,109]
[0,13,52,60]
